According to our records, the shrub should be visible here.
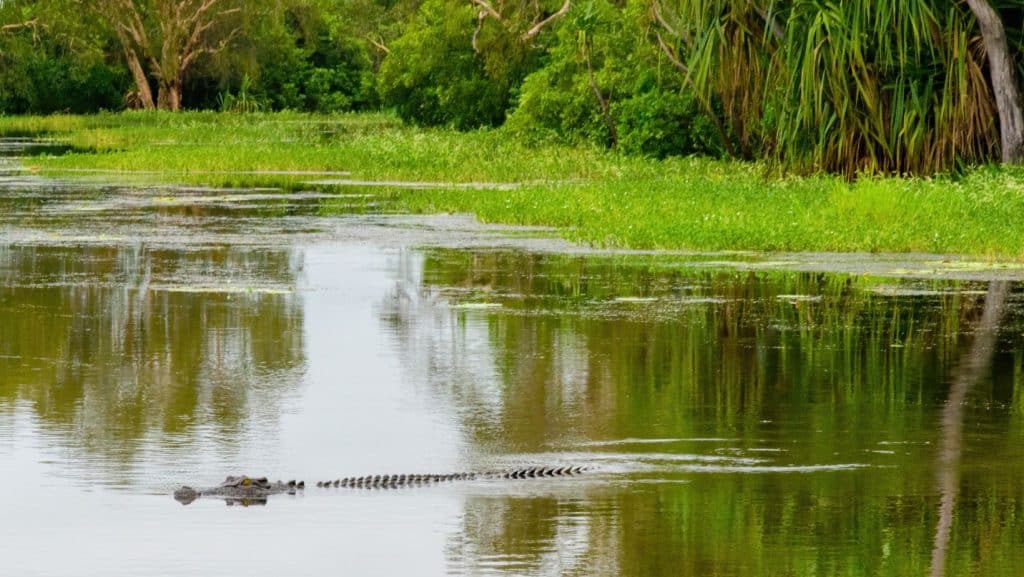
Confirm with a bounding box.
[505,0,722,158]
[377,0,532,129]
[614,91,721,158]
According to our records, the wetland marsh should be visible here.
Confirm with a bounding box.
[1,133,1023,576]
[7,112,1024,257]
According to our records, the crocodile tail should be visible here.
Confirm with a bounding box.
[321,465,589,490]
[501,465,588,479]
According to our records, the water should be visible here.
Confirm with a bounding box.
[1,143,1023,576]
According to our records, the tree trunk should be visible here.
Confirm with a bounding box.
[97,0,243,113]
[157,79,182,112]
[123,48,155,110]
[966,0,1024,163]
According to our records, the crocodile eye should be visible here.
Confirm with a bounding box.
[241,478,252,486]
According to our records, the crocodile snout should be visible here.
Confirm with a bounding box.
[173,485,199,505]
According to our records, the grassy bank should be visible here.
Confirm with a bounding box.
[2,111,1023,257]
[0,111,627,183]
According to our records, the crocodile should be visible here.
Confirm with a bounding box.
[174,465,589,506]
[173,475,304,506]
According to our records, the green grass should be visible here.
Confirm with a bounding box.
[3,111,1024,258]
[1,111,624,183]
[390,164,1024,256]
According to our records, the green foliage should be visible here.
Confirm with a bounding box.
[654,0,1003,174]
[507,0,720,157]
[218,75,265,113]
[258,9,376,113]
[377,0,515,128]
[377,0,562,129]
[0,2,128,114]
[0,49,129,115]
[506,45,610,145]
[184,2,376,113]
[505,0,615,145]
[613,91,719,158]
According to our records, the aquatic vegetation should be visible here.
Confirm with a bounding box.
[390,165,1024,257]
[3,112,1024,258]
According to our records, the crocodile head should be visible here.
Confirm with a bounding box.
[174,475,276,505]
[217,475,271,489]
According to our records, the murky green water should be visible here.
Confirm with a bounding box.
[1,141,1023,576]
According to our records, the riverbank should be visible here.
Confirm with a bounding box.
[2,111,1023,257]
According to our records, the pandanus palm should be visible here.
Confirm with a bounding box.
[653,0,1009,175]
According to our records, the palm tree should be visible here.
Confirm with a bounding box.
[652,0,1013,174]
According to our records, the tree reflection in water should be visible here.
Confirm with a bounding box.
[931,281,1009,577]
[381,248,1024,577]
[0,244,306,475]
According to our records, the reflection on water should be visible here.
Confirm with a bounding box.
[0,244,305,485]
[931,282,1009,577]
[384,249,1024,576]
[1,166,1024,575]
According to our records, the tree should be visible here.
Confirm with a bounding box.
[506,0,721,157]
[245,2,377,113]
[965,0,1024,164]
[469,0,572,52]
[1,0,128,114]
[93,0,244,110]
[652,0,999,175]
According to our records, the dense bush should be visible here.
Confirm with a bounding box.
[0,36,128,114]
[377,0,534,129]
[505,0,720,158]
[183,5,376,113]
[614,91,720,158]
[505,44,610,146]
[257,24,376,113]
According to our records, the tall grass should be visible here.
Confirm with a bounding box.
[0,111,623,183]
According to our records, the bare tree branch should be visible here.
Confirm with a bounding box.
[967,0,1024,163]
[180,22,239,73]
[582,40,617,147]
[0,19,44,33]
[472,10,487,52]
[470,0,503,21]
[649,1,677,38]
[95,0,243,111]
[367,34,391,55]
[522,0,570,41]
[181,7,241,73]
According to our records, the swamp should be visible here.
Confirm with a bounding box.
[1,128,1023,576]
[4,1,1024,574]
